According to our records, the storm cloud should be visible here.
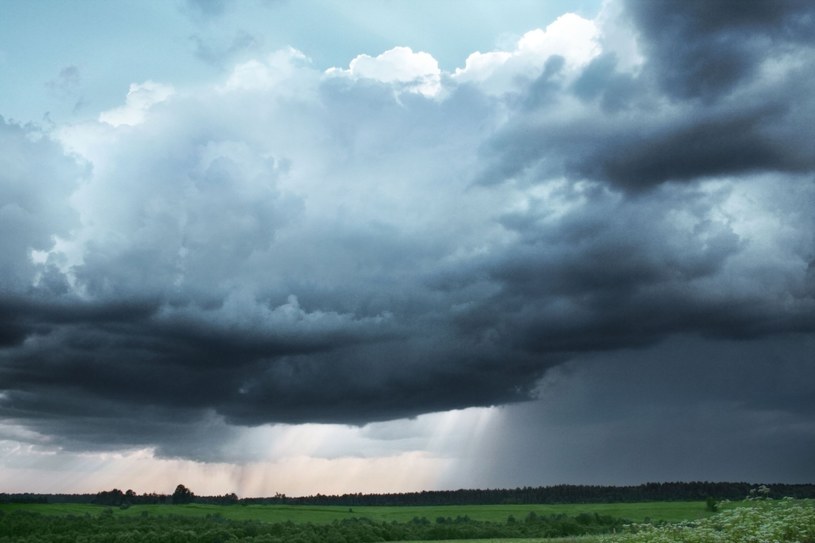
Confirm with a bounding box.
[478,0,815,189]
[1,0,814,471]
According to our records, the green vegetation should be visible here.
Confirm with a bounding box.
[0,506,624,542]
[1,499,811,542]
[397,538,602,543]
[0,500,716,525]
[601,498,815,543]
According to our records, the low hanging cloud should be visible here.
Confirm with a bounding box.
[1,0,814,462]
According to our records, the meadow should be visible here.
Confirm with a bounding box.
[397,538,600,543]
[0,500,715,524]
[1,499,812,543]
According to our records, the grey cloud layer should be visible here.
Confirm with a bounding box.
[479,0,815,189]
[1,0,814,460]
[628,0,815,100]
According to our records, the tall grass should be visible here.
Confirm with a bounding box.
[600,498,815,543]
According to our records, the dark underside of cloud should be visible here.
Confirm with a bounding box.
[1,0,815,462]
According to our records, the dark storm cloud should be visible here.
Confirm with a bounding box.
[570,53,639,113]
[0,98,541,450]
[626,0,815,100]
[2,3,815,465]
[0,288,539,435]
[0,294,401,403]
[477,0,815,189]
[480,72,815,189]
[451,180,815,358]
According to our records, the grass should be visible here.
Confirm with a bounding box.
[395,537,603,543]
[0,500,720,524]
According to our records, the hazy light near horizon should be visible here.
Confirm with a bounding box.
[0,407,497,496]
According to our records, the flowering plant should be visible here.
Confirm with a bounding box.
[600,498,815,543]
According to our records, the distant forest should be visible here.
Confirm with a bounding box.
[3,482,815,506]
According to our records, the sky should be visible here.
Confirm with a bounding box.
[1,0,814,497]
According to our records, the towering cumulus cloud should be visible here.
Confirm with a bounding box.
[1,0,814,479]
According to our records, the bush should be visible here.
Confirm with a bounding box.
[601,499,815,543]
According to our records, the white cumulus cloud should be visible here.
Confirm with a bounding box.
[99,81,175,127]
[454,13,601,94]
[327,46,442,97]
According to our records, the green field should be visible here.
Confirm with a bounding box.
[0,500,718,524]
[4,501,810,543]
[397,538,601,543]
[397,538,602,543]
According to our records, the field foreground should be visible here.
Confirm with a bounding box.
[600,498,815,543]
[0,500,714,524]
[0,499,812,542]
[397,538,600,543]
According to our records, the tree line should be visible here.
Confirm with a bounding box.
[248,482,815,506]
[3,482,815,506]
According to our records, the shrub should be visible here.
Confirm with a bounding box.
[601,498,815,543]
